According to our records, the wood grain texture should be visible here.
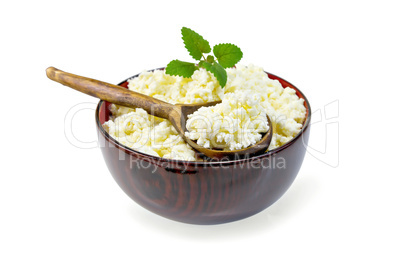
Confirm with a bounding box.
[47,67,273,159]
[95,71,311,224]
[46,67,175,119]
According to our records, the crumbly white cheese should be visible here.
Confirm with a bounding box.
[103,65,306,160]
[225,65,306,150]
[127,68,223,104]
[103,107,197,161]
[185,90,269,150]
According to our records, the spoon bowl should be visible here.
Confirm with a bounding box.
[46,67,272,159]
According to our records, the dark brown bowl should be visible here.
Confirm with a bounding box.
[95,70,311,225]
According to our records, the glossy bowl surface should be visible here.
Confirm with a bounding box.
[96,71,311,225]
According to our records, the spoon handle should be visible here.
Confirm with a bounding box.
[46,67,175,119]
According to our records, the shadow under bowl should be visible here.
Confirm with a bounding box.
[95,70,311,225]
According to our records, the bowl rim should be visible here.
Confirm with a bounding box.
[95,70,311,166]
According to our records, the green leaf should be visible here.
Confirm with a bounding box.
[166,60,198,78]
[200,61,227,88]
[206,55,215,63]
[181,27,211,61]
[213,43,243,68]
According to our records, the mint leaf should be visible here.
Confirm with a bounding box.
[200,61,227,88]
[166,60,198,78]
[206,55,214,63]
[213,43,243,68]
[181,27,211,61]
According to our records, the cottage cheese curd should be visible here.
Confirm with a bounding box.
[103,65,306,161]
[103,106,198,161]
[185,90,269,150]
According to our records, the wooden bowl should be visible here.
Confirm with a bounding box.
[95,71,311,225]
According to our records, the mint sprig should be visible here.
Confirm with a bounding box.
[166,27,243,88]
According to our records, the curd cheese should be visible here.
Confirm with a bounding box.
[103,107,197,161]
[103,65,306,160]
[185,90,269,150]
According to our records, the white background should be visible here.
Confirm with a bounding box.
[1,0,401,267]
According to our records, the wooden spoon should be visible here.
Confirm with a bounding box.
[46,67,272,160]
